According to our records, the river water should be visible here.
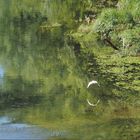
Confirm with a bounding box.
[0,1,140,140]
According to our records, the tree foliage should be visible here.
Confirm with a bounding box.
[93,0,140,55]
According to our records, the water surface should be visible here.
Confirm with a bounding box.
[0,1,140,140]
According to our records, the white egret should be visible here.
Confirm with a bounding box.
[86,80,100,107]
[87,80,100,88]
[87,99,100,107]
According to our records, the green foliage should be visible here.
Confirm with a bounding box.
[119,27,140,55]
[93,9,118,36]
[93,0,140,55]
[69,0,140,92]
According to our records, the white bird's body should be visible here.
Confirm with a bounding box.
[87,80,100,88]
[87,99,100,107]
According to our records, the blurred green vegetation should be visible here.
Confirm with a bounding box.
[70,0,140,92]
[0,0,140,140]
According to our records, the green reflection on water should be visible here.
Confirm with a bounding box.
[0,0,140,140]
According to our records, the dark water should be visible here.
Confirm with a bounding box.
[0,1,140,140]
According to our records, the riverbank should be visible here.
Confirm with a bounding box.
[69,23,140,94]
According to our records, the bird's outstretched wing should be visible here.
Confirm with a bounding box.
[87,80,100,88]
[87,99,100,107]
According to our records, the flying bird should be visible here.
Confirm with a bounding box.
[87,80,100,88]
[87,99,100,107]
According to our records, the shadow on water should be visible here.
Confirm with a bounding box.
[0,1,140,140]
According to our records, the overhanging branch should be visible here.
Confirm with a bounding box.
[104,38,119,50]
